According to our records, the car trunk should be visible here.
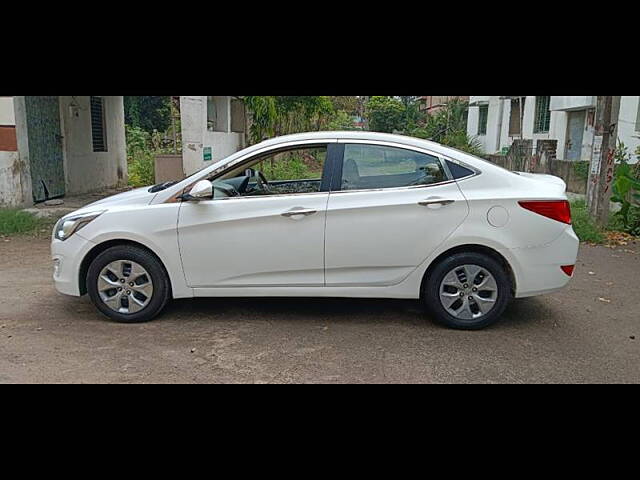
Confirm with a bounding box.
[516,172,567,195]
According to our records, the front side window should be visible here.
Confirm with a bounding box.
[339,144,446,191]
[213,145,327,197]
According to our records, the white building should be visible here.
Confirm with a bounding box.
[467,96,640,163]
[179,96,246,176]
[1,96,127,207]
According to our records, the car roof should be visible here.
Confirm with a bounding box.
[257,130,441,150]
[152,131,509,204]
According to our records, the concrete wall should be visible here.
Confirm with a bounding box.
[468,96,640,163]
[0,97,21,206]
[0,97,15,125]
[59,96,127,194]
[180,96,244,176]
[0,151,23,206]
[0,97,32,207]
[617,96,640,161]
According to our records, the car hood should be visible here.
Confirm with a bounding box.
[73,187,157,214]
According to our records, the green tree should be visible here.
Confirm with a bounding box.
[242,96,335,144]
[326,110,356,130]
[329,96,359,115]
[365,96,406,133]
[406,98,483,156]
[124,96,172,133]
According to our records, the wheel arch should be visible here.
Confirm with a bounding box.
[78,239,173,296]
[420,244,516,298]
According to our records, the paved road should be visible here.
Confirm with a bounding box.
[0,237,638,383]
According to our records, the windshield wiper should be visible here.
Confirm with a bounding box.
[148,181,178,193]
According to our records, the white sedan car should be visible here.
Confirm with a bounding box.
[52,132,579,329]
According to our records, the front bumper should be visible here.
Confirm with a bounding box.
[51,233,95,296]
[510,225,580,298]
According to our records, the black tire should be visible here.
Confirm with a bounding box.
[423,252,512,330]
[86,245,171,323]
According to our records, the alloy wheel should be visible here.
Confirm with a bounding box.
[97,260,154,314]
[439,264,498,320]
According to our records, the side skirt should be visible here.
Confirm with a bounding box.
[192,285,419,299]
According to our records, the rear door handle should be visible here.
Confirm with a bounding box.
[281,208,317,217]
[418,199,455,207]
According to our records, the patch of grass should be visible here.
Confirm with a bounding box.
[570,200,606,244]
[0,208,40,235]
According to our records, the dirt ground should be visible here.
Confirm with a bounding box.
[1,236,639,383]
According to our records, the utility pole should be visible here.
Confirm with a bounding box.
[586,96,621,227]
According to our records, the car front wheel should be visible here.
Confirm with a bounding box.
[86,245,171,323]
[423,252,512,330]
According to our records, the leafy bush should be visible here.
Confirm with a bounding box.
[608,205,640,236]
[260,156,315,181]
[572,161,590,181]
[610,140,640,234]
[0,209,39,235]
[125,124,179,187]
[326,110,357,130]
[126,125,156,187]
[366,96,406,133]
[404,98,484,156]
[128,152,156,188]
[570,200,605,243]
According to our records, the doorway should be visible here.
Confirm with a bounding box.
[25,96,65,202]
[565,110,585,161]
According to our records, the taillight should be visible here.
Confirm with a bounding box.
[518,200,572,224]
[560,265,575,276]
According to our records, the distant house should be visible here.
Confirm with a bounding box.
[466,96,640,162]
[179,96,247,176]
[0,96,127,207]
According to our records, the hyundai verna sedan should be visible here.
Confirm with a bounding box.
[51,132,579,329]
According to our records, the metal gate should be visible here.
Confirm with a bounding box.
[25,96,65,202]
[565,110,585,161]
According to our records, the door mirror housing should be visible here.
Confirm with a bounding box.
[188,180,213,200]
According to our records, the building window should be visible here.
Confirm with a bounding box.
[534,96,551,133]
[509,97,525,136]
[478,105,488,135]
[90,96,107,152]
[207,96,217,131]
[207,96,229,132]
[230,98,246,133]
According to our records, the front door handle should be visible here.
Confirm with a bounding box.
[418,199,455,208]
[281,208,317,218]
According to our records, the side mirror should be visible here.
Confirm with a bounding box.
[188,180,213,200]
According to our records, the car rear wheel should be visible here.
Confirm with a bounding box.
[87,245,170,323]
[423,252,511,330]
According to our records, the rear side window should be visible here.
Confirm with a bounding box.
[340,144,447,191]
[446,160,475,179]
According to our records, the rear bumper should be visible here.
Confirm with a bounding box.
[509,225,580,298]
[51,233,95,296]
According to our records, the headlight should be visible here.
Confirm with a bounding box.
[54,211,105,241]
